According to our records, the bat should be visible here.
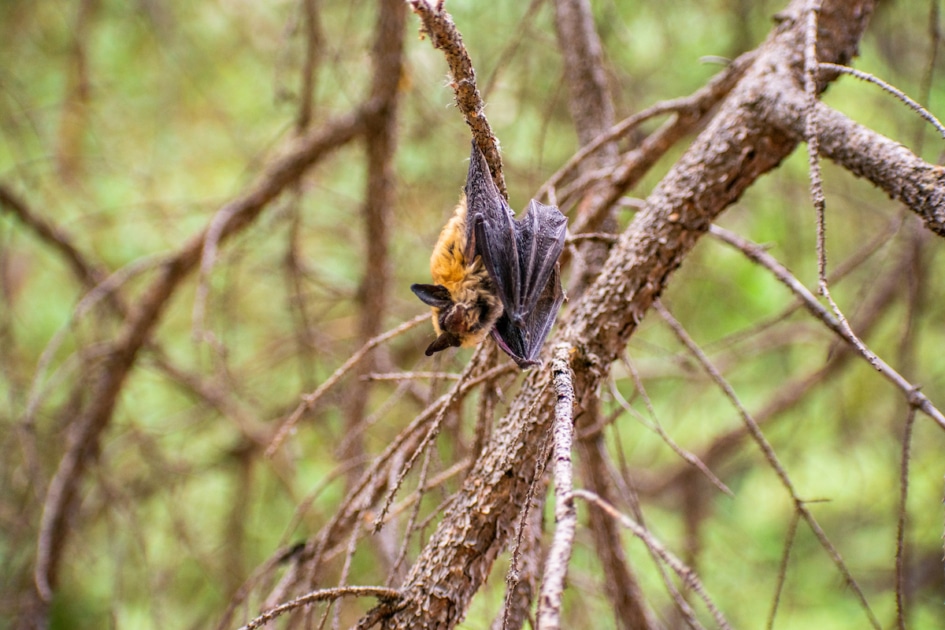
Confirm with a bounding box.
[411,141,567,368]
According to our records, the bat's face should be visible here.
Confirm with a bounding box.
[411,193,504,358]
[411,275,503,355]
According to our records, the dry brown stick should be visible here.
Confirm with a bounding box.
[565,50,758,235]
[804,0,829,287]
[819,62,945,139]
[364,371,461,381]
[385,447,434,589]
[0,181,270,451]
[768,86,945,237]
[238,585,401,630]
[802,0,885,400]
[261,349,508,608]
[647,226,915,498]
[766,510,801,629]
[552,0,618,297]
[33,100,374,604]
[535,345,577,630]
[500,392,554,630]
[378,459,469,529]
[297,0,325,130]
[576,405,659,629]
[55,0,95,183]
[371,359,508,532]
[321,504,367,630]
[0,183,104,290]
[494,499,543,630]
[553,0,616,153]
[615,359,732,496]
[407,0,507,199]
[894,406,917,630]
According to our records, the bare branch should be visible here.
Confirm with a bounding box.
[894,407,917,630]
[655,301,881,629]
[407,0,507,198]
[35,97,375,605]
[238,585,401,630]
[819,62,945,139]
[765,85,945,237]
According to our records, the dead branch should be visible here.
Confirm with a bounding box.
[407,0,508,199]
[238,585,401,630]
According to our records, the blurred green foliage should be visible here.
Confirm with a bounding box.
[2,0,944,628]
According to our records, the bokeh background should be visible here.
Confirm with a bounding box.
[2,1,944,628]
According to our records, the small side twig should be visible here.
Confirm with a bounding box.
[655,300,881,629]
[237,586,401,630]
[766,511,801,629]
[894,406,917,630]
[709,225,945,431]
[819,62,945,140]
[615,356,732,497]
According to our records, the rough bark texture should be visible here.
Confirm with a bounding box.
[374,1,877,627]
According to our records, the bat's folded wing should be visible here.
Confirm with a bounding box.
[464,140,569,368]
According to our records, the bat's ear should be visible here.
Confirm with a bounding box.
[411,283,453,309]
[425,332,461,356]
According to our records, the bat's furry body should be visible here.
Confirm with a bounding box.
[425,197,503,349]
[412,142,567,368]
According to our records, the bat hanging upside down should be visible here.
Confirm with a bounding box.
[411,141,568,369]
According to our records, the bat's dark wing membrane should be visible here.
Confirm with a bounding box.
[491,257,564,366]
[465,141,568,368]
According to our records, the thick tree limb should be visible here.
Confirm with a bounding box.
[769,91,945,236]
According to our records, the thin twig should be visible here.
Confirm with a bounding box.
[616,356,732,496]
[501,381,554,630]
[767,511,801,629]
[804,0,828,288]
[362,371,461,381]
[407,0,507,198]
[709,225,945,431]
[819,62,945,140]
[371,358,516,530]
[894,406,916,630]
[237,586,401,630]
